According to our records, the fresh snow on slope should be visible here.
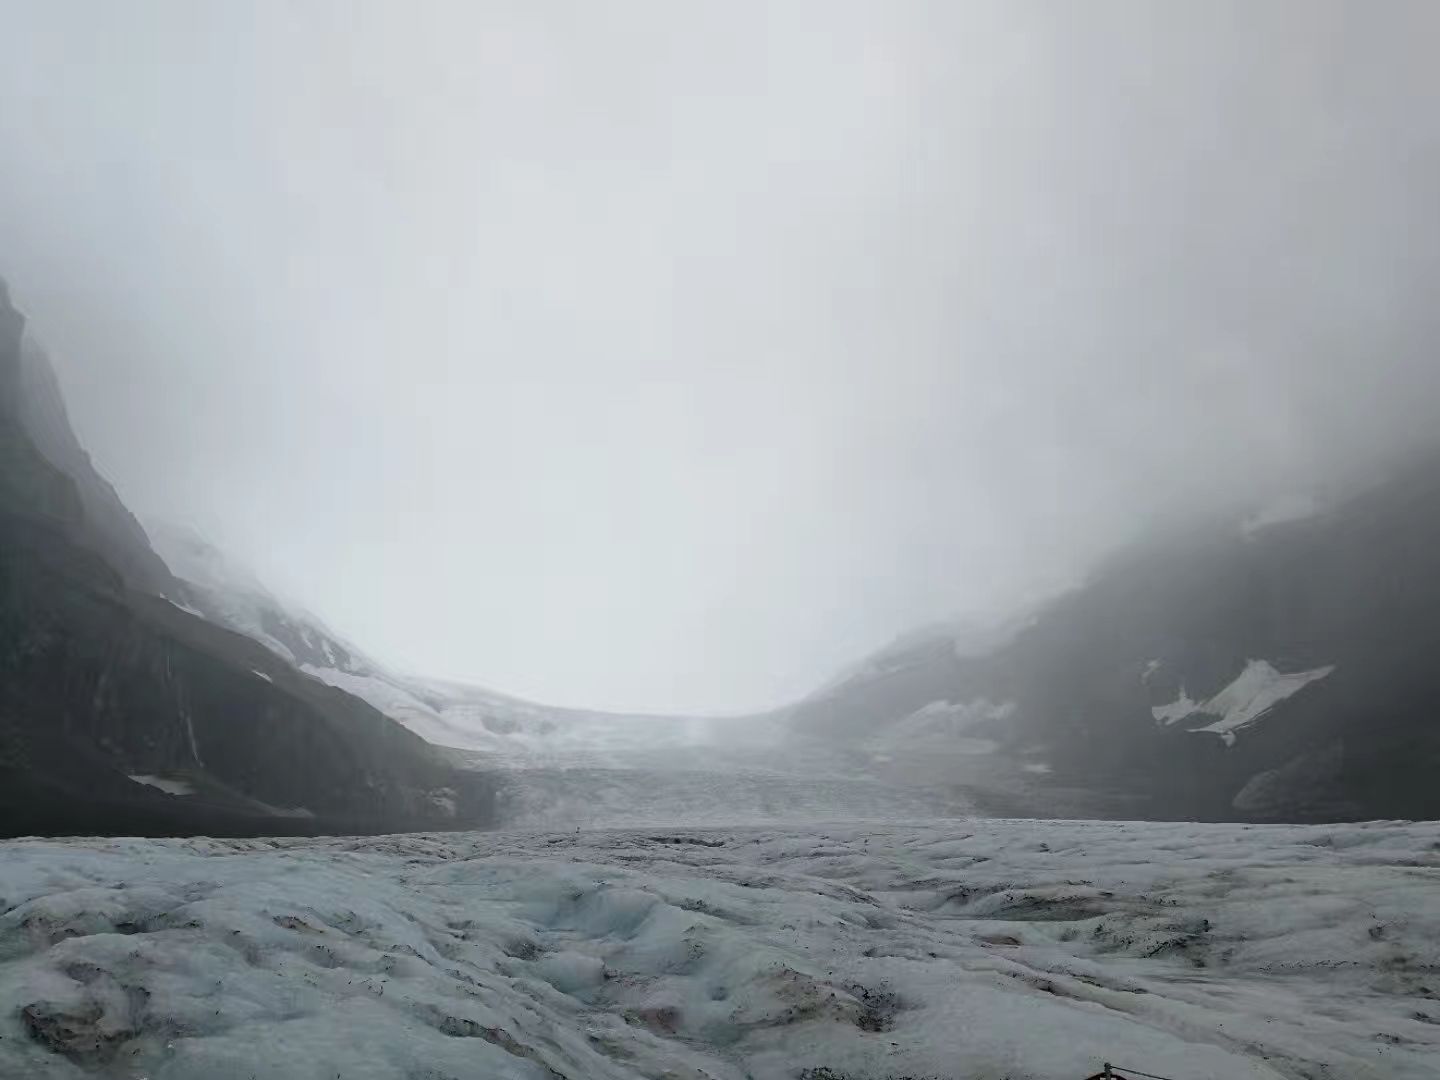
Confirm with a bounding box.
[1152,687,1201,727]
[866,698,1015,755]
[297,665,460,739]
[125,775,195,796]
[3,820,1438,1079]
[148,521,302,662]
[1151,660,1335,745]
[811,609,1041,698]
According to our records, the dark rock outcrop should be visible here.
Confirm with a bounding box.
[15,335,177,596]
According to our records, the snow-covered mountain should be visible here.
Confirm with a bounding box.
[144,528,980,828]
[151,447,1440,827]
[148,523,797,767]
[789,457,1440,822]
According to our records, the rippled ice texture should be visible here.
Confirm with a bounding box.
[2,819,1438,1079]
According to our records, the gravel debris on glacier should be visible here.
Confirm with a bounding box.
[1,818,1438,1079]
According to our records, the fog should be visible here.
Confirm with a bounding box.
[1,1,1438,714]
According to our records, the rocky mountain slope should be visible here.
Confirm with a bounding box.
[14,336,177,597]
[21,262,1431,828]
[789,461,1440,822]
[146,521,477,746]
[0,280,497,837]
[146,522,686,760]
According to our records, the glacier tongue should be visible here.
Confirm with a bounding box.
[3,818,1438,1079]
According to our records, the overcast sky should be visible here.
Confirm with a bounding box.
[1,2,1438,713]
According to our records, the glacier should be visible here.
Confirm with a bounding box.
[2,818,1437,1079]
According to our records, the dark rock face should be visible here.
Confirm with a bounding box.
[15,336,177,596]
[791,459,1440,822]
[0,279,496,837]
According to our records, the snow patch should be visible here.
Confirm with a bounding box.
[250,668,273,683]
[1152,660,1335,745]
[1152,687,1200,726]
[867,697,1014,755]
[1194,661,1336,745]
[165,598,207,619]
[300,665,445,726]
[127,774,194,796]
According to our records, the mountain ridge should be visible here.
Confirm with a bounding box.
[789,450,1440,821]
[0,279,499,837]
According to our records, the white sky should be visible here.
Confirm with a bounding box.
[2,2,1439,712]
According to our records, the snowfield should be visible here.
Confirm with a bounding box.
[2,821,1439,1079]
